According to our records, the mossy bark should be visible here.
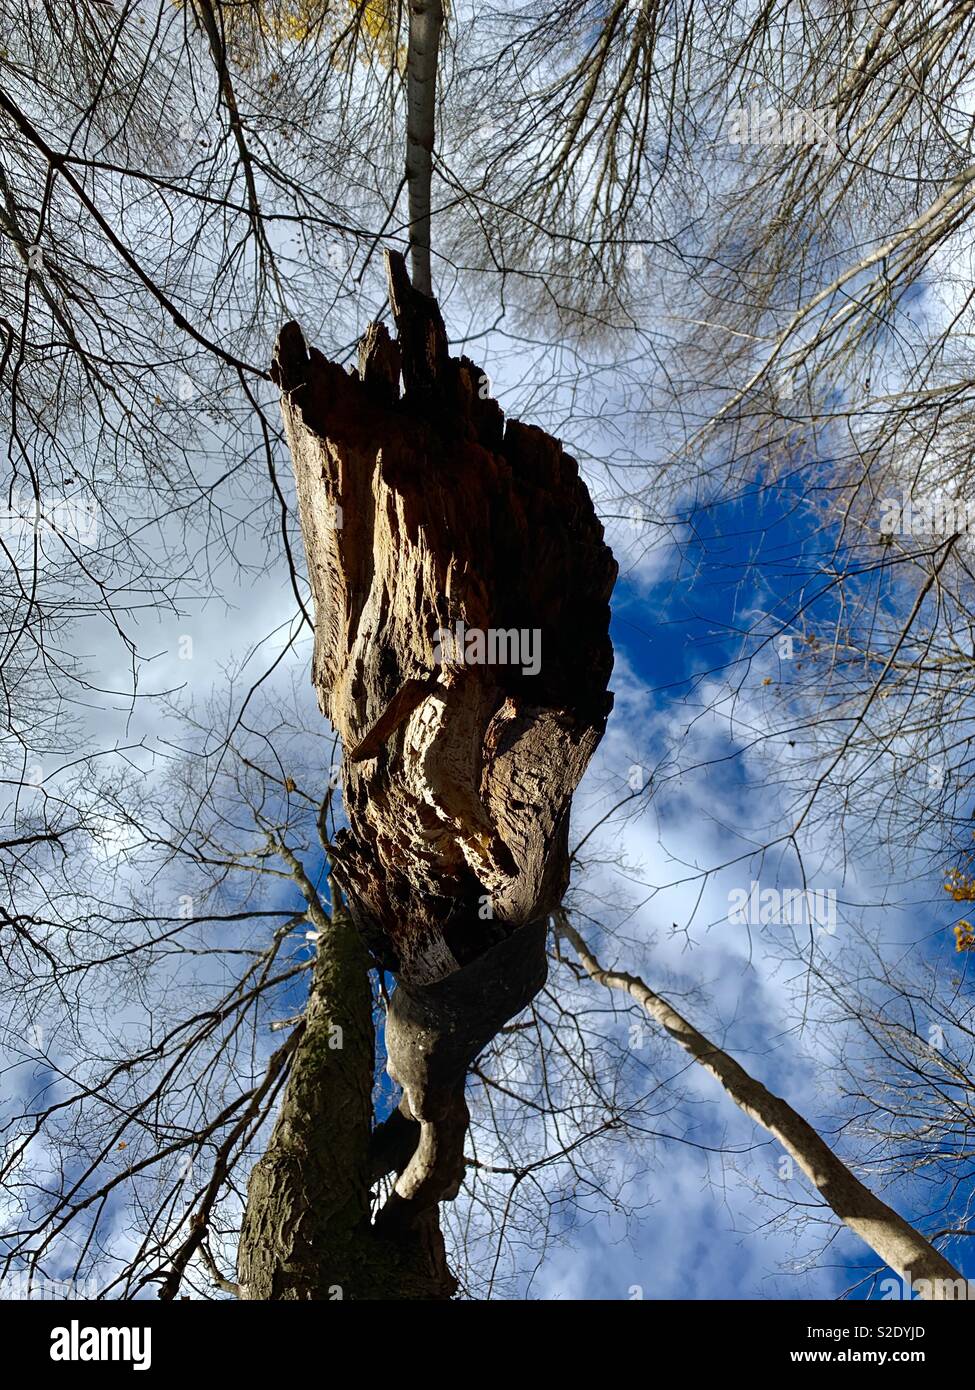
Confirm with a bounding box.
[237,907,456,1300]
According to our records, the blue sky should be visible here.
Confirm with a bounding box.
[4,333,970,1303]
[571,464,975,1299]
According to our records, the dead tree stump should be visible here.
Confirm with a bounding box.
[247,251,616,1293]
[273,252,615,978]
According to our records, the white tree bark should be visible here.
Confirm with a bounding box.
[405,0,444,296]
[558,918,968,1299]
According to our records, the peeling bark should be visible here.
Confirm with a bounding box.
[273,251,615,986]
[238,251,616,1297]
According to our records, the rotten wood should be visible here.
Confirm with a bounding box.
[240,250,616,1296]
[272,250,616,985]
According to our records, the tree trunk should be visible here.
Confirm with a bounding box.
[237,251,616,1297]
[405,0,444,295]
[559,918,969,1298]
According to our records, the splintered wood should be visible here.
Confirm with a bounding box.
[272,252,616,983]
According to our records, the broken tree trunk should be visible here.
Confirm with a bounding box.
[238,251,616,1298]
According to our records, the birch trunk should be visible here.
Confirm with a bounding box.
[405,0,444,296]
[559,918,968,1298]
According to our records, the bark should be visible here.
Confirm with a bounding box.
[236,890,372,1300]
[405,0,444,295]
[558,918,968,1299]
[273,250,615,989]
[238,251,616,1297]
[376,918,549,1235]
[237,891,455,1299]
